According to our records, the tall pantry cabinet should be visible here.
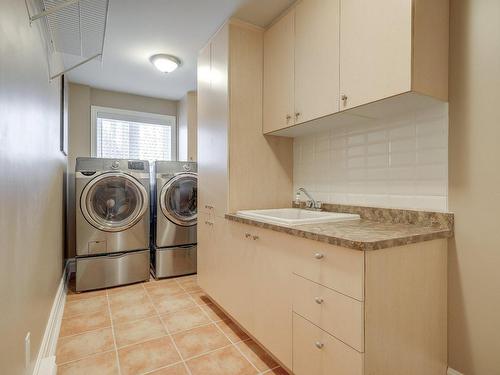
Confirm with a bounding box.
[197,19,293,310]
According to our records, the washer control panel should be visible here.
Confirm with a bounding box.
[128,161,145,170]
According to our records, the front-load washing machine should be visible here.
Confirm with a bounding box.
[151,161,197,278]
[75,157,151,291]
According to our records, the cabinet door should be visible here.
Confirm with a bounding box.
[219,221,256,332]
[197,27,229,218]
[294,0,340,124]
[197,212,216,297]
[263,10,295,134]
[253,228,294,368]
[293,313,363,375]
[340,0,412,109]
[197,43,213,214]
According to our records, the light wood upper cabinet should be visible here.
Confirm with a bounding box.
[339,0,412,109]
[263,10,295,133]
[263,0,449,135]
[294,0,340,124]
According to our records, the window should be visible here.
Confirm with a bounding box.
[91,106,176,162]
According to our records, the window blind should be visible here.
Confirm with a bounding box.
[95,113,175,162]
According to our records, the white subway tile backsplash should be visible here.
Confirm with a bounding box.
[390,151,416,167]
[367,142,388,155]
[347,157,365,169]
[389,124,415,140]
[348,134,366,146]
[347,145,365,157]
[366,154,389,168]
[293,104,449,211]
[366,129,388,144]
[390,138,416,153]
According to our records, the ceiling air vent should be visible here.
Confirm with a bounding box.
[25,0,109,80]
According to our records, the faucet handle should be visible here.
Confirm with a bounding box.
[315,201,323,209]
[305,200,313,209]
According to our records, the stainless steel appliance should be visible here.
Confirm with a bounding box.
[152,161,197,278]
[75,157,151,291]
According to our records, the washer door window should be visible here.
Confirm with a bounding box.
[81,172,149,232]
[160,174,197,226]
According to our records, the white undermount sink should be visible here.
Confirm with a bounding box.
[236,208,360,226]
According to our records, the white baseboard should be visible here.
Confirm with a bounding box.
[32,260,72,375]
[448,368,464,375]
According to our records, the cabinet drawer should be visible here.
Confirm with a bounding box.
[292,240,364,300]
[292,275,364,352]
[293,313,363,375]
[76,250,149,292]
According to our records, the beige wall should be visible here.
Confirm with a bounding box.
[177,91,197,161]
[66,84,178,258]
[0,1,66,374]
[90,87,178,116]
[448,0,500,374]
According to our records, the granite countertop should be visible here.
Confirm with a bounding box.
[225,206,453,251]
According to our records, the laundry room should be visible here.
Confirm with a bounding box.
[2,0,500,375]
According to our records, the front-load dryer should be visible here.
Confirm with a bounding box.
[75,157,150,291]
[152,161,197,278]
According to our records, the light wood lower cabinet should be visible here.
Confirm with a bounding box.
[252,227,293,367]
[291,236,364,301]
[198,219,447,375]
[292,313,363,375]
[292,274,364,352]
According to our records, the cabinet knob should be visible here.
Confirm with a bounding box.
[286,114,292,122]
[295,112,301,119]
[252,235,259,240]
[341,94,348,106]
[245,233,252,239]
[314,297,324,304]
[315,341,324,349]
[314,253,324,260]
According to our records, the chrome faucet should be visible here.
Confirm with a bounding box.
[296,187,322,210]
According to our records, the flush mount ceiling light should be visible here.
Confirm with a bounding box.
[150,54,181,73]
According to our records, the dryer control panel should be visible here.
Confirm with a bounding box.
[128,161,145,170]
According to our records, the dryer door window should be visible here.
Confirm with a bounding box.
[81,172,149,232]
[160,174,197,226]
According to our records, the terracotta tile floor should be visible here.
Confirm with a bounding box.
[57,275,290,375]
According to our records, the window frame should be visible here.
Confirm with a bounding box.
[90,105,177,161]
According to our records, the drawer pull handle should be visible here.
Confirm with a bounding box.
[314,297,324,304]
[315,341,324,349]
[314,253,324,260]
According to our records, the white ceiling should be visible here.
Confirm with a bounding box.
[66,0,294,100]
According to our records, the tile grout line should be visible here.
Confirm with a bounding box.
[59,277,288,375]
[57,324,113,340]
[106,288,123,375]
[139,359,185,375]
[142,282,194,375]
[56,349,117,367]
[181,342,235,362]
[62,295,109,319]
[211,316,261,374]
[170,279,195,375]
[178,276,263,374]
